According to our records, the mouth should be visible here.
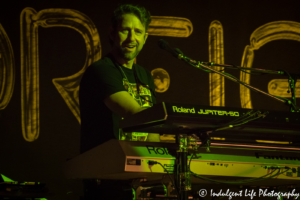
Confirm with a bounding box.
[124,44,136,51]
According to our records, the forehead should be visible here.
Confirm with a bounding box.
[118,13,146,30]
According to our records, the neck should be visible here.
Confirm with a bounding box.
[110,50,134,69]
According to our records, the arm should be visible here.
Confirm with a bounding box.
[104,91,146,118]
[104,91,160,142]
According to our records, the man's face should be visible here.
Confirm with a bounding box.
[111,13,148,62]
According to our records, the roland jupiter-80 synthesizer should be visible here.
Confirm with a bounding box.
[120,102,300,143]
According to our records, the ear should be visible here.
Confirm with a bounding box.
[144,32,148,44]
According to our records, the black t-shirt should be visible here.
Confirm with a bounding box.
[79,55,156,153]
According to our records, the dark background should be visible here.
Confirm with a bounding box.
[1,0,300,199]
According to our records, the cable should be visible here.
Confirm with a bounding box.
[224,112,267,128]
[216,111,265,130]
[198,110,268,134]
[148,160,180,199]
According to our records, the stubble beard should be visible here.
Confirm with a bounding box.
[118,46,140,61]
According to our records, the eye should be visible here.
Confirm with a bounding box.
[121,29,129,34]
[135,29,143,35]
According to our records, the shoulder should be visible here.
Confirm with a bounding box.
[83,56,121,79]
[87,56,115,73]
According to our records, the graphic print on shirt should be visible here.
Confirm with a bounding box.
[123,79,153,108]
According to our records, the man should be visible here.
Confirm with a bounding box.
[79,4,158,199]
[80,4,159,152]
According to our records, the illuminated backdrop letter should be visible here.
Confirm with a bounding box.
[240,21,300,109]
[148,16,193,37]
[0,24,15,110]
[208,20,225,106]
[148,16,193,93]
[20,7,101,141]
[268,79,300,98]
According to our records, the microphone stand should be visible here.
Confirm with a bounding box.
[177,54,300,112]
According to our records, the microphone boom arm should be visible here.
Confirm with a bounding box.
[177,54,299,112]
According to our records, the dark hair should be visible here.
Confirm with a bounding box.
[111,4,152,31]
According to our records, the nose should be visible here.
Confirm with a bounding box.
[128,30,135,42]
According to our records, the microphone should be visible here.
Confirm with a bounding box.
[158,39,198,64]
[158,39,180,58]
